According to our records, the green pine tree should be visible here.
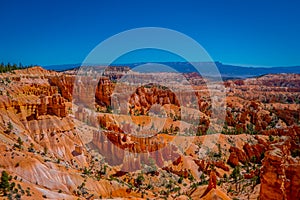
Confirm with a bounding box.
[0,171,11,196]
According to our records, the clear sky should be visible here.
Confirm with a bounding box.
[0,0,300,67]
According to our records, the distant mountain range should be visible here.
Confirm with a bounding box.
[44,62,300,78]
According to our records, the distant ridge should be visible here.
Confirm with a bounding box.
[44,62,300,78]
[44,63,82,71]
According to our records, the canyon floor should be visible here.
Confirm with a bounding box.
[0,66,299,200]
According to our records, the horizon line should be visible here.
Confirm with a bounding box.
[42,61,300,69]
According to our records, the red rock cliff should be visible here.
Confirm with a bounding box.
[260,139,300,200]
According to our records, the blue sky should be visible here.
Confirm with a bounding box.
[0,0,300,67]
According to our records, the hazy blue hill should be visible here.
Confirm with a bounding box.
[44,63,82,71]
[216,63,300,78]
[44,62,300,78]
[119,62,300,78]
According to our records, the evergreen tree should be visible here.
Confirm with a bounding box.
[0,62,32,73]
[0,62,4,73]
[12,64,17,70]
[230,166,240,182]
[0,171,10,196]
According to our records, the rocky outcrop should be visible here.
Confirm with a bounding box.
[0,94,67,122]
[227,150,239,167]
[95,77,114,107]
[227,146,249,167]
[92,130,180,170]
[128,85,180,115]
[194,159,229,175]
[243,143,265,163]
[261,125,300,139]
[0,149,134,199]
[201,170,217,198]
[227,142,267,167]
[92,130,126,166]
[48,75,74,101]
[39,94,67,118]
[260,139,300,200]
[190,170,231,200]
